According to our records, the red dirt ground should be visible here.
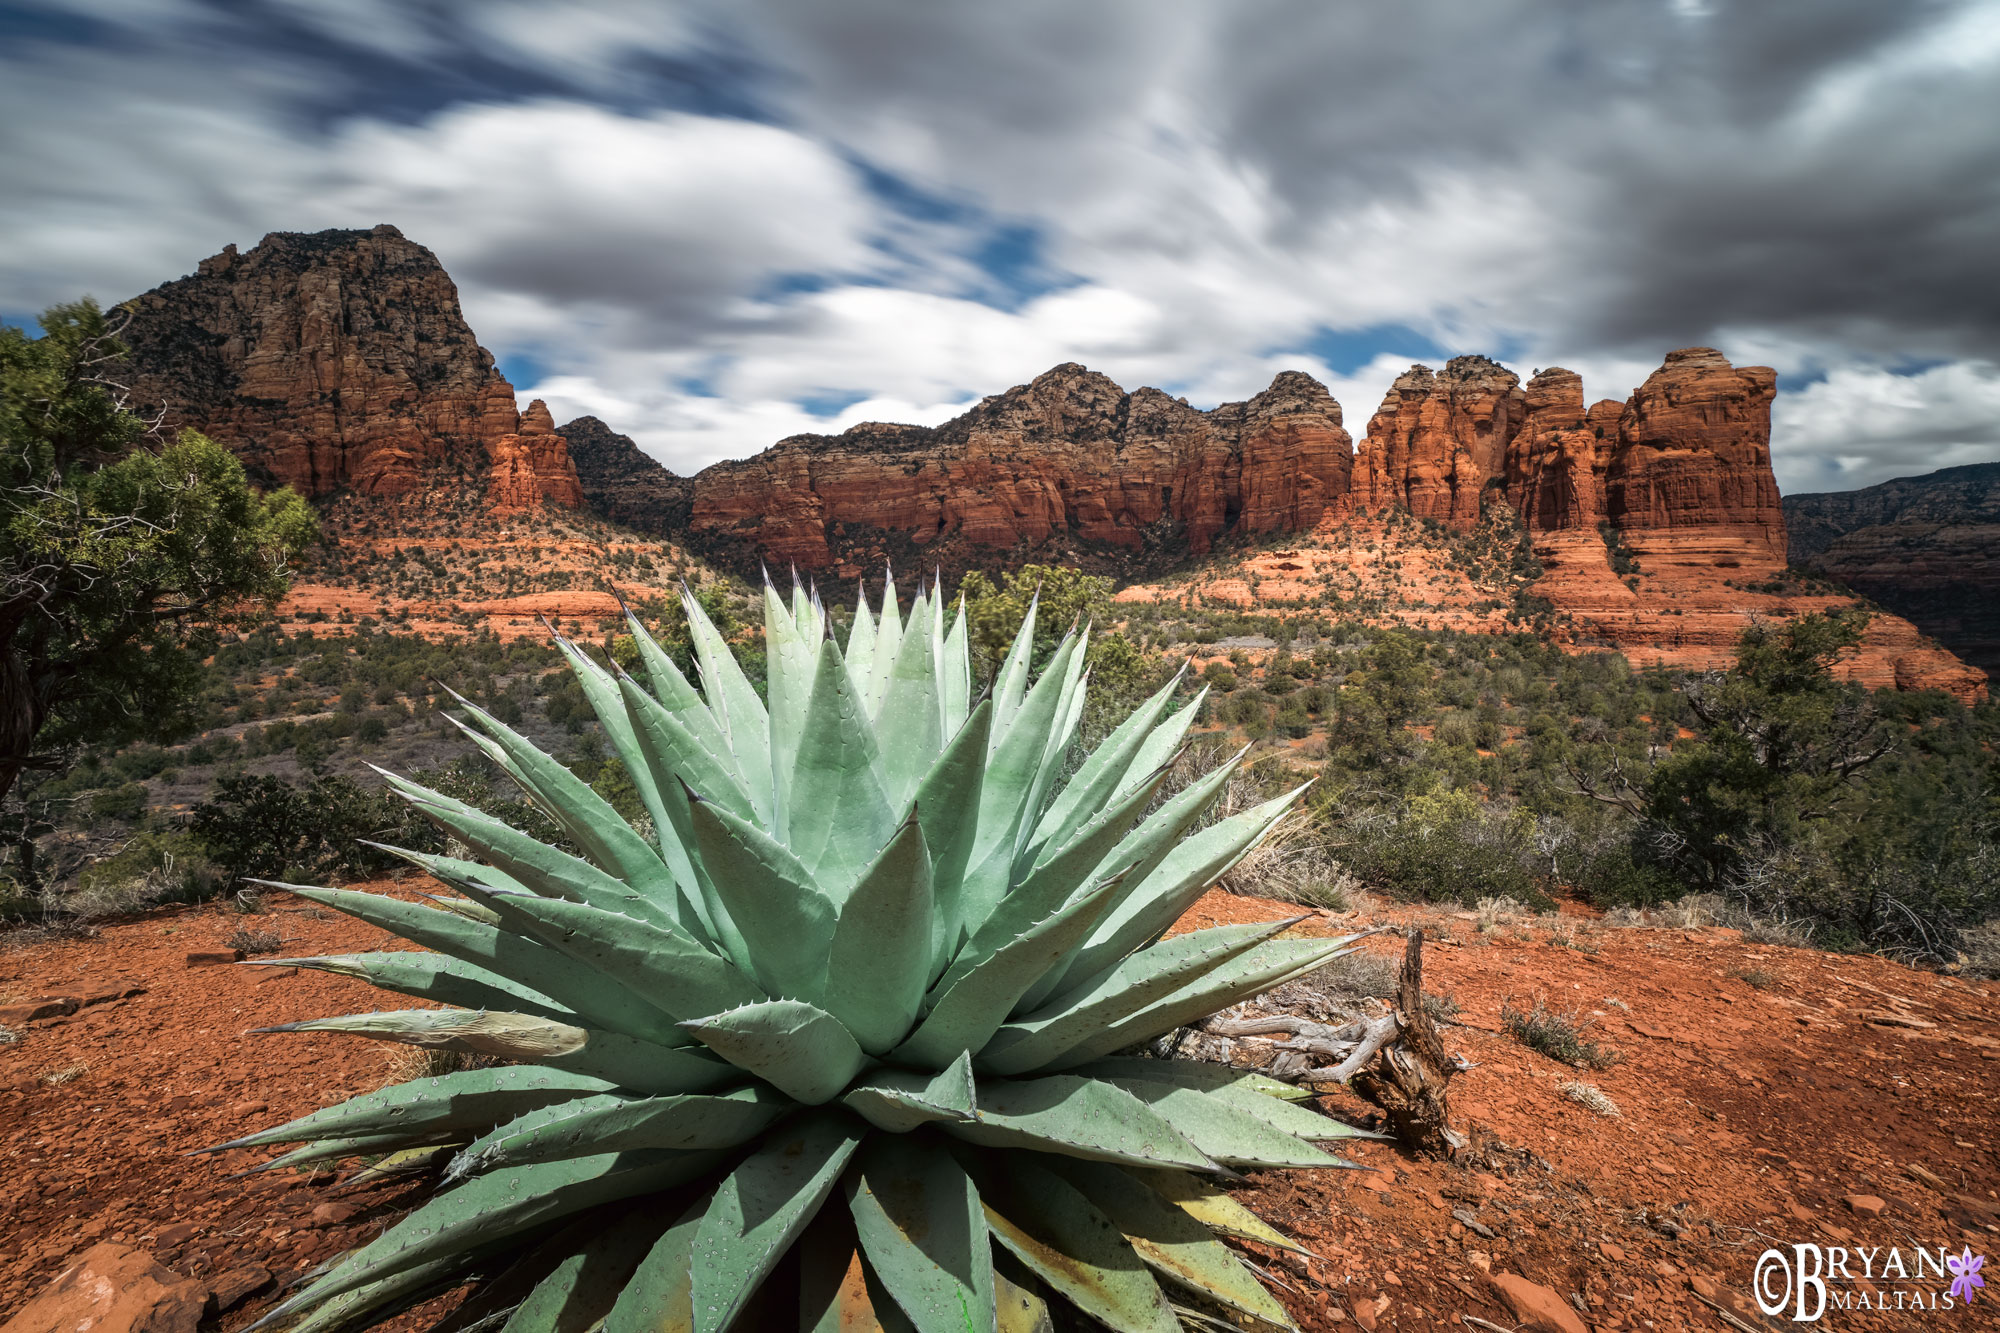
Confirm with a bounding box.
[3,887,1996,1331]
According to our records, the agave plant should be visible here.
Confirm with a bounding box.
[217,574,1372,1333]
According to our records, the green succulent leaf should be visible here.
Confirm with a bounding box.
[246,952,575,1023]
[947,1074,1219,1173]
[980,1155,1179,1333]
[1062,1160,1297,1331]
[687,1111,865,1333]
[787,635,895,883]
[840,1052,977,1133]
[680,999,869,1106]
[845,1136,998,1333]
[449,1085,791,1179]
[823,813,937,1054]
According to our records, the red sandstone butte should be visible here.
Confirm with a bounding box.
[120,226,580,510]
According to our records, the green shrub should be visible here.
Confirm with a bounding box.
[88,782,149,822]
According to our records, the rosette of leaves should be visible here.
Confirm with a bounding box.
[217,576,1372,1333]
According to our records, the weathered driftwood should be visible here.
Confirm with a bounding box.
[1176,927,1468,1157]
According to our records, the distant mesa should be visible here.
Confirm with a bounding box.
[113,226,1984,699]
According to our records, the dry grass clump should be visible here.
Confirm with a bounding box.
[1502,996,1622,1070]
[225,925,286,956]
[1559,1080,1621,1117]
[1476,895,1529,931]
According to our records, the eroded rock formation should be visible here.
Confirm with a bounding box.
[684,363,1351,576]
[1355,355,1525,527]
[120,227,579,508]
[558,416,694,533]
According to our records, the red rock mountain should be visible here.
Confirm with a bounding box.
[120,226,581,511]
[108,227,1979,697]
[683,365,1351,573]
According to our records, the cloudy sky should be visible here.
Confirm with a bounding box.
[4,0,1998,492]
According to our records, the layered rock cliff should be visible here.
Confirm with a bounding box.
[119,226,581,509]
[1355,355,1525,526]
[1786,463,2000,680]
[683,364,1351,577]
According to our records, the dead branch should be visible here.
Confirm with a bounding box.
[1187,927,1467,1158]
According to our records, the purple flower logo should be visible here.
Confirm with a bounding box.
[1948,1248,1985,1305]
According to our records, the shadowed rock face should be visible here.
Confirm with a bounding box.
[120,226,580,509]
[557,415,694,533]
[682,363,1353,576]
[1786,463,2000,681]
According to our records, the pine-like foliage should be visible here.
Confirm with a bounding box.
[215,575,1371,1333]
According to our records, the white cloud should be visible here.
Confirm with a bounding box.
[4,0,1999,489]
[1772,360,2000,493]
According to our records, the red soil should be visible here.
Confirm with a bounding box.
[2,886,1996,1331]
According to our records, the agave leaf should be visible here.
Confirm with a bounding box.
[948,761,1170,981]
[246,884,684,1046]
[764,581,817,833]
[862,571,904,720]
[845,1136,998,1333]
[840,1052,976,1133]
[248,1131,464,1175]
[498,1209,668,1333]
[975,918,1302,1075]
[618,674,760,822]
[246,952,576,1024]
[397,791,679,933]
[786,636,895,883]
[258,1251,478,1333]
[873,595,942,811]
[550,635,677,860]
[444,693,679,905]
[686,794,837,1005]
[1031,667,1188,853]
[680,583,775,824]
[823,814,934,1054]
[622,607,735,761]
[449,1085,789,1179]
[1102,1079,1346,1170]
[1046,780,1301,999]
[907,698,993,968]
[1134,1170,1311,1256]
[601,1198,706,1333]
[1116,692,1206,802]
[1019,629,1090,850]
[891,875,1122,1070]
[1062,1161,1296,1331]
[1046,936,1361,1070]
[688,1110,866,1333]
[846,582,879,681]
[1076,1059,1380,1140]
[680,999,869,1106]
[980,1156,1178,1333]
[253,1009,736,1097]
[266,1151,716,1323]
[988,593,1039,735]
[473,887,767,1029]
[958,632,1083,931]
[946,1074,1217,1173]
[938,595,971,736]
[200,1065,617,1155]
[1069,1058,1312,1103]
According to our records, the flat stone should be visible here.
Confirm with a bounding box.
[151,1224,198,1250]
[82,987,146,1008]
[1845,1194,1887,1216]
[0,997,81,1027]
[184,951,243,968]
[309,1203,358,1227]
[1485,1272,1587,1333]
[0,1242,205,1333]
